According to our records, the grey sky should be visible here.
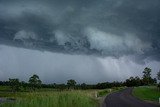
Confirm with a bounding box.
[0,45,159,84]
[0,0,160,83]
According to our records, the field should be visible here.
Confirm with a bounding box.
[133,86,160,102]
[0,86,124,107]
[0,87,98,107]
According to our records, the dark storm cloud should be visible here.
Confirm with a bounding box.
[0,0,160,62]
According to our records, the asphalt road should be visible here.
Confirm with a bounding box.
[102,88,159,107]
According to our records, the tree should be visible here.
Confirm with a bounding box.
[142,67,152,85]
[157,70,160,81]
[57,84,66,91]
[125,76,142,87]
[67,79,76,89]
[21,81,29,91]
[157,70,160,90]
[81,83,87,90]
[9,78,20,92]
[135,76,142,86]
[28,74,42,91]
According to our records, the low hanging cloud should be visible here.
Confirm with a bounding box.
[84,27,151,56]
[14,30,37,41]
[0,45,107,83]
[54,30,70,45]
[0,45,159,83]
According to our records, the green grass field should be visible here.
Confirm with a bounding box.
[0,86,124,107]
[0,86,11,92]
[0,90,98,107]
[133,86,160,102]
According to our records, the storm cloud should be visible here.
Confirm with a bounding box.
[0,0,160,83]
[0,0,160,61]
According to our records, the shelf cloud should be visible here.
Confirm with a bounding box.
[0,0,160,83]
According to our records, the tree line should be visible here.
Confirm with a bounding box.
[125,67,157,87]
[0,67,160,92]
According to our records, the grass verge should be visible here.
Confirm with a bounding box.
[97,87,125,97]
[133,86,160,103]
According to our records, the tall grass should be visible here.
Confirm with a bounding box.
[0,91,98,107]
[97,87,125,97]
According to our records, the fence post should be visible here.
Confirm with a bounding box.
[95,91,97,98]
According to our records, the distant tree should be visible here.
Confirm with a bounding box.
[21,81,29,91]
[152,78,157,84]
[81,83,87,90]
[142,67,152,85]
[9,78,20,92]
[96,82,110,89]
[28,74,42,91]
[125,77,135,87]
[157,70,160,81]
[0,81,9,86]
[67,79,76,89]
[57,84,66,91]
[125,76,142,87]
[157,70,160,90]
[135,76,142,86]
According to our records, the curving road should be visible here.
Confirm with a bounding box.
[102,88,159,107]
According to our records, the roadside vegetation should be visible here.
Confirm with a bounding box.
[0,67,160,107]
[125,67,157,87]
[97,87,124,97]
[0,90,98,107]
[0,74,123,107]
[132,68,160,103]
[133,86,160,102]
[0,86,125,107]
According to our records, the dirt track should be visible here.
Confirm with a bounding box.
[102,88,159,107]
